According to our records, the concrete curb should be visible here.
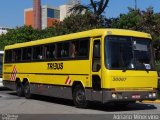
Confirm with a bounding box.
[140,100,160,103]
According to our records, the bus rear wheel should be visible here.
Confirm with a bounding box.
[16,82,24,97]
[73,85,88,108]
[24,82,32,99]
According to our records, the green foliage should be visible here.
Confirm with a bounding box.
[0,26,42,50]
[111,8,142,30]
[56,13,107,33]
[111,7,160,41]
[39,12,108,36]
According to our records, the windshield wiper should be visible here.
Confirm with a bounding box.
[122,64,128,72]
[122,68,127,72]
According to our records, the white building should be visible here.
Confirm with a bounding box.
[60,0,81,21]
[0,27,8,35]
[67,0,81,5]
[60,4,73,21]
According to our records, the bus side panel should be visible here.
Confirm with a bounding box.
[30,83,73,99]
[3,60,91,99]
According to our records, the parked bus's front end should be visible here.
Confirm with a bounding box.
[102,30,158,104]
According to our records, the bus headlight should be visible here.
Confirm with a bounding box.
[149,93,152,98]
[152,93,156,98]
[112,93,117,99]
[112,93,123,99]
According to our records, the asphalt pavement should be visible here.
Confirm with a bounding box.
[0,87,160,120]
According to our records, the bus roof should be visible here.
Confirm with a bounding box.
[5,28,151,50]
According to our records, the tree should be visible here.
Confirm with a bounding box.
[111,8,142,30]
[90,0,109,16]
[0,26,42,50]
[70,0,109,17]
[110,7,160,41]
[47,12,108,35]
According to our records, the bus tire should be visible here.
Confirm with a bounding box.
[24,82,32,99]
[73,85,88,108]
[16,82,24,97]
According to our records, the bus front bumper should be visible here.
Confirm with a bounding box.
[102,90,157,103]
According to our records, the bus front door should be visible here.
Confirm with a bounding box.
[91,39,102,102]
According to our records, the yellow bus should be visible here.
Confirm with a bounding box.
[3,29,158,108]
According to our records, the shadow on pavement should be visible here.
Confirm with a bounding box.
[88,102,157,112]
[33,94,75,107]
[25,94,158,112]
[5,91,158,112]
[0,87,11,91]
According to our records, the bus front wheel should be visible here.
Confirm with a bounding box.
[24,82,32,99]
[73,85,88,108]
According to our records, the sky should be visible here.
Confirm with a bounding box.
[0,0,160,28]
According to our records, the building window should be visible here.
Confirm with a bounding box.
[54,9,60,19]
[47,8,60,19]
[47,8,54,18]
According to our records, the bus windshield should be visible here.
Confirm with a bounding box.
[105,36,155,71]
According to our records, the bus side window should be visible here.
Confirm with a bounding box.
[78,39,89,57]
[57,42,69,59]
[62,42,69,58]
[45,44,56,59]
[15,49,22,61]
[69,41,77,58]
[5,50,12,62]
[33,46,43,60]
[57,43,63,58]
[22,47,32,61]
[12,50,16,62]
[93,40,100,72]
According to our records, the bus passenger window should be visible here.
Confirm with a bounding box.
[15,49,22,61]
[5,50,12,62]
[22,48,32,61]
[33,46,43,60]
[62,42,69,58]
[12,51,16,62]
[69,41,76,58]
[57,42,69,59]
[45,44,56,59]
[92,40,100,72]
[78,39,89,57]
[57,43,62,58]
